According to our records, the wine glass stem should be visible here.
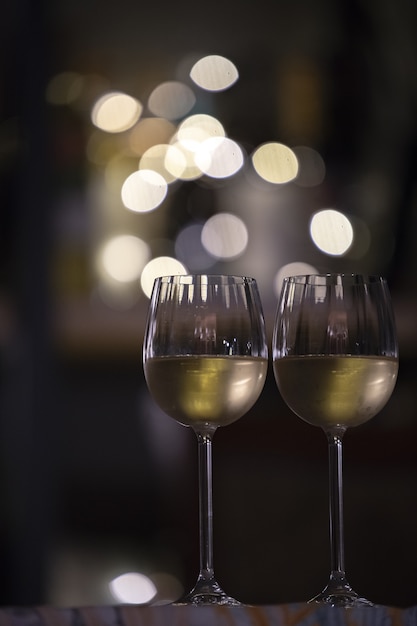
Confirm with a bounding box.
[196,430,215,581]
[327,430,346,578]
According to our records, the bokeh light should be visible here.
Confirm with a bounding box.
[139,144,178,184]
[175,223,216,271]
[190,55,239,92]
[273,262,319,298]
[165,141,203,181]
[310,209,354,256]
[201,213,248,259]
[109,572,157,605]
[100,235,150,283]
[129,117,176,156]
[251,142,299,184]
[195,137,244,179]
[121,169,168,212]
[147,81,196,120]
[177,114,225,145]
[91,91,143,133]
[140,257,188,298]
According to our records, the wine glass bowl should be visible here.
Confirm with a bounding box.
[143,274,268,605]
[272,274,398,607]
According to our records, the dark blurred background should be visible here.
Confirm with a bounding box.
[1,0,417,609]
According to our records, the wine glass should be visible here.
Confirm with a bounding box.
[272,274,398,607]
[143,274,268,605]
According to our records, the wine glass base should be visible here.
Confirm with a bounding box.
[173,578,241,606]
[308,577,374,608]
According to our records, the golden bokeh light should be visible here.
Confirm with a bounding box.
[121,169,168,212]
[128,117,176,156]
[251,142,299,184]
[195,137,244,179]
[189,54,239,92]
[109,572,157,605]
[165,141,203,181]
[147,81,196,120]
[139,144,178,184]
[201,213,248,259]
[100,235,150,283]
[91,91,143,133]
[141,257,188,298]
[310,209,354,256]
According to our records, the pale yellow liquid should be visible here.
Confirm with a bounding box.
[274,355,398,429]
[145,355,268,427]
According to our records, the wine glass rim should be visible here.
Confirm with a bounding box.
[154,274,258,284]
[283,273,388,285]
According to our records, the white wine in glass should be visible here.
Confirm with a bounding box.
[272,274,398,607]
[143,275,268,605]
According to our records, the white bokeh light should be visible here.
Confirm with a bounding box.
[100,235,150,283]
[310,209,354,256]
[201,213,248,259]
[109,572,157,605]
[141,257,188,298]
[91,92,143,133]
[195,137,244,179]
[177,114,225,146]
[121,169,168,212]
[190,55,239,92]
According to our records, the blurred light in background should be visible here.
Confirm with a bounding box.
[251,143,299,184]
[274,262,319,298]
[139,144,179,184]
[310,208,354,256]
[177,114,225,144]
[195,137,244,179]
[175,223,216,271]
[100,235,150,283]
[121,170,168,212]
[190,54,239,92]
[201,213,248,259]
[147,81,196,120]
[109,572,157,605]
[91,92,143,132]
[129,117,177,157]
[141,257,188,298]
[165,140,203,181]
